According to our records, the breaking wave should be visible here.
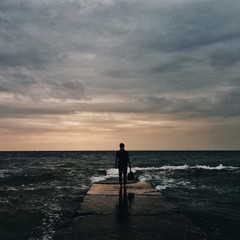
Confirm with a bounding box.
[90,164,239,183]
[132,164,239,171]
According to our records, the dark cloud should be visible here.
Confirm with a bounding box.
[45,81,86,100]
[0,104,73,118]
[130,0,240,53]
[213,89,240,117]
[145,60,188,75]
[105,55,189,80]
[140,81,240,119]
[104,69,138,79]
[210,48,240,67]
[0,0,240,132]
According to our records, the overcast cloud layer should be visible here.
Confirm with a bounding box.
[0,0,240,150]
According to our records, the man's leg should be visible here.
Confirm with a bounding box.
[119,168,123,187]
[123,167,127,187]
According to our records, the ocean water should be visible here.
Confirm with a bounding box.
[0,151,239,240]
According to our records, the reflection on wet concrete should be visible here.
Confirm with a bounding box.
[115,187,135,237]
[55,181,207,240]
[115,188,135,222]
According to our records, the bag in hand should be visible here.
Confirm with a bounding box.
[127,170,134,180]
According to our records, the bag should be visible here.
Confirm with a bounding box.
[127,171,134,180]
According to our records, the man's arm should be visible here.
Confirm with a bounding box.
[128,152,131,170]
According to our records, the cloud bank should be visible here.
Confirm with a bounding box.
[0,0,240,150]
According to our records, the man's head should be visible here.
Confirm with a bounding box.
[119,143,125,150]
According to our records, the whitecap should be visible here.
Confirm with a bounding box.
[132,167,159,171]
[176,180,191,186]
[160,164,189,170]
[106,168,119,176]
[91,163,239,184]
[0,169,9,178]
[154,178,175,191]
[90,175,108,183]
[132,165,190,171]
[138,176,148,182]
[133,164,239,172]
[191,164,239,170]
[155,185,167,191]
[7,186,19,191]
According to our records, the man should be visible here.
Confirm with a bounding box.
[116,143,131,188]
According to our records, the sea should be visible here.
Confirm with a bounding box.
[0,151,239,240]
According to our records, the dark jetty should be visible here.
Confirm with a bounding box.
[55,180,207,240]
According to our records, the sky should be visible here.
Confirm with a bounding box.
[0,0,240,150]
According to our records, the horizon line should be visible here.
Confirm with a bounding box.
[0,149,240,152]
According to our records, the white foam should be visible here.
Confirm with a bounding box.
[0,168,24,178]
[133,164,239,172]
[155,185,166,191]
[161,164,189,170]
[154,178,176,191]
[191,164,239,170]
[91,168,120,183]
[90,163,239,184]
[90,175,108,183]
[106,168,119,176]
[132,164,189,171]
[56,185,89,191]
[0,198,10,204]
[7,186,19,191]
[138,173,153,182]
[138,176,147,182]
[0,169,9,178]
[176,180,191,186]
[132,167,160,171]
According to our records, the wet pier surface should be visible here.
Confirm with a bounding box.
[55,180,207,240]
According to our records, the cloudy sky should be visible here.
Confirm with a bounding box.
[0,0,240,150]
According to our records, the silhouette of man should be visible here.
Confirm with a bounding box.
[116,143,131,188]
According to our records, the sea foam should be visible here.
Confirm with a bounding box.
[133,164,238,171]
[90,164,239,183]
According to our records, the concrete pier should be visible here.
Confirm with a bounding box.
[55,180,207,240]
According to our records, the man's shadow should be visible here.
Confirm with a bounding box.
[115,187,135,223]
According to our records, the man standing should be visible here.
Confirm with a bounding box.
[116,143,131,188]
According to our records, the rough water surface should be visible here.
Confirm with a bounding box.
[0,151,239,239]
